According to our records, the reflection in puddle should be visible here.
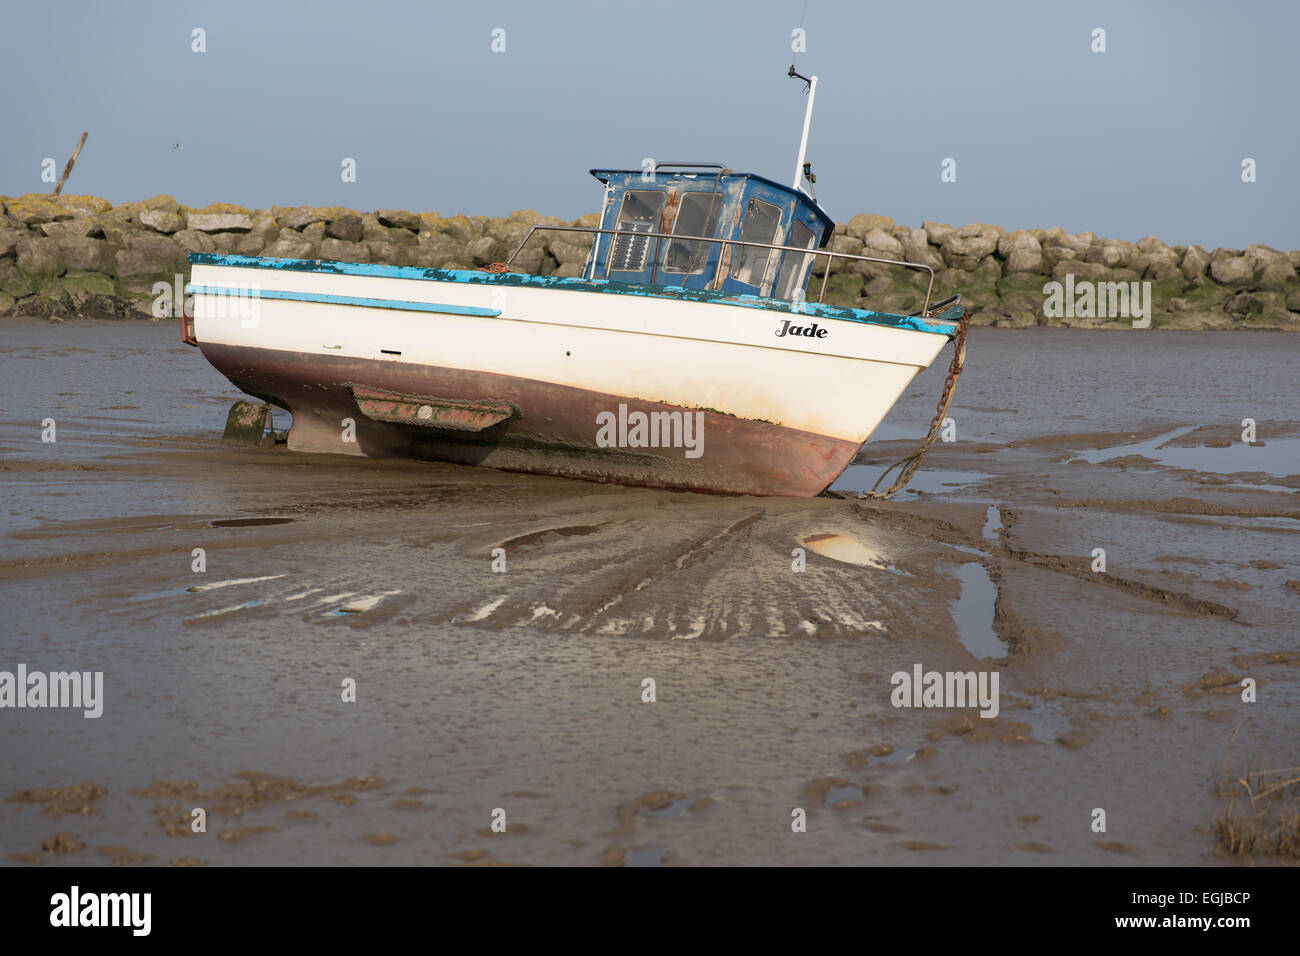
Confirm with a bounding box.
[951,563,1006,659]
[801,532,905,573]
[982,506,1003,541]
[1071,426,1300,478]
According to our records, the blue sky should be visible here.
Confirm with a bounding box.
[2,0,1296,249]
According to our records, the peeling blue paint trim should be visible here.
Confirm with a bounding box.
[185,284,502,317]
[188,253,958,336]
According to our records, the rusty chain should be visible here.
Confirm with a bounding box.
[857,308,971,500]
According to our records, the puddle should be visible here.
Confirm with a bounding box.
[951,563,1006,659]
[800,533,907,574]
[1071,427,1300,478]
[625,845,668,867]
[826,785,864,806]
[641,796,696,820]
[831,465,992,498]
[209,517,295,528]
[982,505,1003,542]
[867,423,925,442]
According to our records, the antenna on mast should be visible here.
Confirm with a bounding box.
[788,65,818,197]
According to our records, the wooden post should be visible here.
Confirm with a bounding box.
[52,132,88,196]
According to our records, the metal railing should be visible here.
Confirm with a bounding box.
[504,224,941,316]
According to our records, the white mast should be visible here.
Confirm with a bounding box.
[792,73,818,194]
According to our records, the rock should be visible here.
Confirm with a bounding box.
[57,272,118,311]
[139,194,181,213]
[16,237,65,277]
[375,209,422,232]
[861,227,904,260]
[957,222,1006,239]
[922,221,956,245]
[829,234,864,257]
[0,227,26,260]
[973,255,1003,284]
[7,193,110,225]
[847,214,894,239]
[325,215,364,242]
[547,237,592,268]
[318,238,367,262]
[7,195,72,226]
[1062,231,1096,257]
[58,236,117,273]
[415,232,467,269]
[235,215,279,256]
[1244,244,1287,265]
[208,234,243,255]
[1000,231,1044,274]
[40,219,100,240]
[439,215,479,242]
[302,222,327,244]
[140,208,184,234]
[173,229,217,254]
[1099,240,1136,268]
[1180,245,1210,280]
[365,241,420,266]
[900,228,943,269]
[275,206,350,231]
[942,231,998,262]
[1130,249,1181,279]
[1136,236,1171,255]
[1042,246,1077,271]
[185,209,254,233]
[0,290,15,316]
[1224,290,1291,325]
[1208,254,1258,287]
[1051,260,1109,281]
[1258,258,1297,290]
[261,235,315,259]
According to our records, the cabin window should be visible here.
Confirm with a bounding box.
[729,198,781,286]
[774,220,817,300]
[608,190,665,272]
[662,192,723,274]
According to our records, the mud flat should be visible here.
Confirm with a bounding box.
[0,320,1297,865]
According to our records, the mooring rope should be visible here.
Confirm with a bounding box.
[856,307,971,500]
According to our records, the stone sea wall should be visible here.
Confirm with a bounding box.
[1,193,1297,329]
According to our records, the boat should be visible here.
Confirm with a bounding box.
[184,70,967,497]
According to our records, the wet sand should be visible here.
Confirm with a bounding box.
[1,319,1297,866]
